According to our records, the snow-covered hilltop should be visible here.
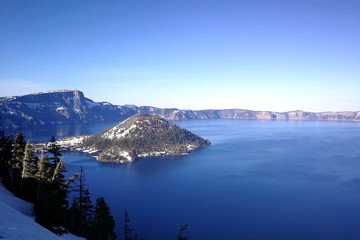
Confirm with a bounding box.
[54,114,211,163]
[2,89,360,130]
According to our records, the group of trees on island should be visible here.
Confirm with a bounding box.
[0,131,117,239]
[82,118,210,156]
[0,129,189,240]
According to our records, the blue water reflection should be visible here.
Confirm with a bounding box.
[12,119,360,239]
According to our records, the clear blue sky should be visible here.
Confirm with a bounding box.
[1,0,359,112]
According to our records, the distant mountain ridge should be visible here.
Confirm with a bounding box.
[1,89,360,130]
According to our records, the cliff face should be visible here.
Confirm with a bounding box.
[0,90,137,129]
[136,108,360,122]
[1,90,360,130]
[0,90,85,128]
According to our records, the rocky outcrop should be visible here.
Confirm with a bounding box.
[1,90,360,130]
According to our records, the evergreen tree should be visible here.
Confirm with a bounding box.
[21,140,38,179]
[10,132,26,193]
[67,197,81,235]
[0,131,122,238]
[36,153,52,184]
[88,197,117,240]
[48,136,62,165]
[67,167,94,237]
[176,223,189,240]
[13,132,26,170]
[124,209,132,240]
[52,158,65,182]
[20,140,38,200]
[36,153,51,202]
[36,137,69,234]
[35,153,69,235]
[82,188,94,224]
[51,159,69,215]
[0,131,13,188]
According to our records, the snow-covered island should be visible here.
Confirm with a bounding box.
[40,114,210,163]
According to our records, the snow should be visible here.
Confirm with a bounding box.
[56,136,88,148]
[0,183,85,240]
[100,102,112,106]
[138,151,166,157]
[118,151,132,161]
[41,90,77,94]
[0,96,16,100]
[102,124,137,139]
[0,184,33,217]
[85,100,100,109]
[6,119,18,129]
[9,110,18,115]
[187,144,196,151]
[62,233,86,240]
[24,102,44,110]
[137,150,189,158]
[99,150,133,163]
[56,107,67,111]
[123,104,137,109]
[82,148,100,154]
[52,102,63,108]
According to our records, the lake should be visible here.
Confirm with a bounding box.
[10,119,360,239]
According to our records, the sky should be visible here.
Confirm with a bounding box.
[0,0,359,112]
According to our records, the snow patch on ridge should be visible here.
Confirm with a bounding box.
[6,119,18,129]
[25,102,43,110]
[56,106,67,111]
[85,100,100,109]
[102,124,137,139]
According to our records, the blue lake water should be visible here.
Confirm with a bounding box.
[11,119,360,239]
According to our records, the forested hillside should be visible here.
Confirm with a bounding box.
[0,131,116,239]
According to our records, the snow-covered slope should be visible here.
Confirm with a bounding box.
[0,183,84,240]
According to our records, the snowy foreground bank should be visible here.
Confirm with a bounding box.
[0,183,84,240]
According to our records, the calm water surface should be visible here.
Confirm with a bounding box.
[12,119,360,239]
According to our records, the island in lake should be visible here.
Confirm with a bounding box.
[47,114,211,163]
